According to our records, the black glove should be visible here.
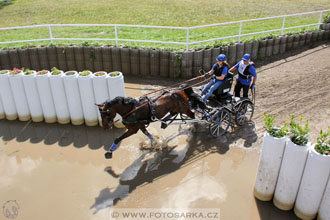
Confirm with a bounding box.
[205,72,209,77]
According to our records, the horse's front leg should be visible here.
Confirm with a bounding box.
[140,126,154,141]
[105,127,139,159]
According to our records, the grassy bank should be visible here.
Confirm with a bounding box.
[0,0,329,49]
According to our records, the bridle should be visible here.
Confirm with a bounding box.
[98,104,114,128]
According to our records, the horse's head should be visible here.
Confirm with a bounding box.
[96,103,116,129]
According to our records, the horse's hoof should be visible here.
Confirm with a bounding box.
[161,122,168,129]
[105,152,112,159]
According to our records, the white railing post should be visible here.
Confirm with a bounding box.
[238,21,242,42]
[48,25,53,44]
[115,25,118,47]
[318,11,324,29]
[186,28,190,50]
[281,16,286,35]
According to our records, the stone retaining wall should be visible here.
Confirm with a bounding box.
[1,25,329,78]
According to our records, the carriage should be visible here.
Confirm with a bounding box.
[191,71,255,137]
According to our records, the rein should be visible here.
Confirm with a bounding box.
[122,90,169,119]
[141,74,205,98]
[101,75,210,124]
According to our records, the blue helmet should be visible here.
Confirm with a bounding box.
[242,53,251,61]
[217,54,227,61]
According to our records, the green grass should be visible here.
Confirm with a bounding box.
[0,0,329,49]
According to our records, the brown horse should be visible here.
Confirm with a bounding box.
[97,86,204,159]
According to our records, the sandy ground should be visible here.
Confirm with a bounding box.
[0,43,329,220]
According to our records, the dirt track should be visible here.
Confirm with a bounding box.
[254,43,330,141]
[0,43,329,220]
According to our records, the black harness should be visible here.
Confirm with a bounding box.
[122,89,170,125]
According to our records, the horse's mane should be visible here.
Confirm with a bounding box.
[103,96,139,108]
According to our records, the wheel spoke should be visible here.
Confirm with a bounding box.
[216,125,220,136]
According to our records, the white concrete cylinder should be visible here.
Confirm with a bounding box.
[63,71,84,125]
[8,71,31,121]
[22,71,44,122]
[318,176,330,220]
[294,146,330,220]
[49,71,70,124]
[0,95,4,119]
[92,71,110,126]
[0,71,17,120]
[273,139,310,210]
[107,72,126,128]
[254,132,287,201]
[77,71,98,126]
[35,71,57,123]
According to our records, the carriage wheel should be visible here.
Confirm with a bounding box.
[209,108,231,137]
[235,101,254,126]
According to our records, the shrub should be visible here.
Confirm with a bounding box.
[289,115,310,146]
[0,70,8,74]
[323,12,330,23]
[315,128,330,155]
[24,69,35,75]
[9,68,22,75]
[65,71,76,76]
[51,67,62,75]
[263,113,288,138]
[79,70,91,76]
[109,71,120,77]
[37,70,49,75]
[262,33,276,40]
[94,71,106,76]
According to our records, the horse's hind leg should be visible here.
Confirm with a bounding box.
[160,113,174,129]
[105,127,140,159]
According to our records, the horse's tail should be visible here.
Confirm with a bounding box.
[180,84,207,110]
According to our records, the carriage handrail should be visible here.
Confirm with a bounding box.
[0,9,329,50]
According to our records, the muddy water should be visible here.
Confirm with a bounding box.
[1,79,299,220]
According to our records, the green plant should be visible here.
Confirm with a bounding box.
[51,67,62,75]
[263,33,276,40]
[289,115,310,146]
[109,71,120,77]
[263,113,288,138]
[24,69,35,75]
[213,40,225,48]
[89,49,95,62]
[94,72,106,76]
[37,70,49,75]
[323,12,330,23]
[0,70,9,74]
[244,38,256,43]
[9,68,22,75]
[65,71,76,76]
[82,41,90,47]
[315,128,330,155]
[79,70,91,76]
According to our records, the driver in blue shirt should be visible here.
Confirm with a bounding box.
[229,53,257,98]
[201,54,229,102]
